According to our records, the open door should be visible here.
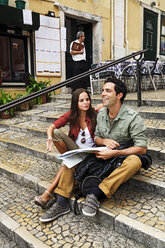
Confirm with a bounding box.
[65,17,92,82]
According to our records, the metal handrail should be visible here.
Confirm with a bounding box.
[0,49,148,113]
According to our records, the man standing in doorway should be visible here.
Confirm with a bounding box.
[70,31,89,92]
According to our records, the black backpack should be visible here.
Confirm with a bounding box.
[73,175,101,215]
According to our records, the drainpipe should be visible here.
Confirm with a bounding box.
[124,0,129,55]
[111,0,114,60]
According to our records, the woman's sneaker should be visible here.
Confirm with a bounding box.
[39,202,70,222]
[82,194,100,217]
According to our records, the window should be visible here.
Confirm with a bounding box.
[0,35,27,84]
[160,15,165,55]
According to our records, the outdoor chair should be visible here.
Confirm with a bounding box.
[90,64,115,94]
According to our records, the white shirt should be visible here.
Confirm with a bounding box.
[75,127,95,149]
[70,39,86,61]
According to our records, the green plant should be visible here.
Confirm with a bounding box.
[15,0,26,9]
[0,0,9,6]
[15,92,28,99]
[0,89,14,115]
[14,92,31,110]
[26,76,51,104]
[26,76,51,94]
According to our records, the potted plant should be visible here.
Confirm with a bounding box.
[15,0,26,9]
[15,93,30,111]
[26,76,51,105]
[0,0,9,6]
[0,90,14,119]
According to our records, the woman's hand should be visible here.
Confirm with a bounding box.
[94,103,104,111]
[103,139,120,150]
[46,138,54,151]
[47,124,55,151]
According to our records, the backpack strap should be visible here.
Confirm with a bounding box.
[73,176,102,215]
[74,192,82,215]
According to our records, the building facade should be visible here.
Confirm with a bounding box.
[0,0,165,94]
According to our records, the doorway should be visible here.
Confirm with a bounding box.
[143,8,158,61]
[65,17,92,80]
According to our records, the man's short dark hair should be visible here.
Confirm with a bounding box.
[105,76,127,103]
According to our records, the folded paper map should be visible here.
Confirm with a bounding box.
[57,147,107,168]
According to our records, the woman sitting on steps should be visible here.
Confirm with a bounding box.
[34,88,102,209]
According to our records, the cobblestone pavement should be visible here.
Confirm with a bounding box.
[133,105,165,112]
[0,119,164,144]
[102,184,165,232]
[53,89,165,101]
[1,115,165,133]
[126,89,165,100]
[0,89,164,247]
[0,175,148,248]
[0,127,164,153]
[85,89,165,100]
[0,118,165,156]
[0,230,20,248]
[0,146,164,233]
[30,103,165,114]
[0,146,59,182]
[0,145,164,184]
[147,135,165,149]
[137,160,165,182]
[143,118,165,129]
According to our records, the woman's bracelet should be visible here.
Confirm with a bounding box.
[46,138,53,141]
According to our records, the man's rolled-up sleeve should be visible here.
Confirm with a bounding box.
[129,114,147,148]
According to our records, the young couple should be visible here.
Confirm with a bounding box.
[35,77,148,222]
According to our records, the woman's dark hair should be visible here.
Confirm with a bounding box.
[69,88,96,132]
[105,76,127,103]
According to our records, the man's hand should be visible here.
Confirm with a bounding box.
[79,49,84,54]
[46,139,54,151]
[103,139,120,149]
[95,149,117,160]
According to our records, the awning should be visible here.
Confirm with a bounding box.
[0,5,40,31]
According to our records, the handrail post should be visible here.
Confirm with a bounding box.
[137,60,142,107]
[134,54,143,107]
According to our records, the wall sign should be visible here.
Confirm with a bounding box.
[35,15,61,76]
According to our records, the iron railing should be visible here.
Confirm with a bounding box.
[0,48,148,113]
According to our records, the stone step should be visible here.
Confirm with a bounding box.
[1,113,165,139]
[15,109,64,123]
[0,124,164,161]
[0,230,20,248]
[0,164,164,248]
[32,101,165,120]
[0,145,164,198]
[13,104,165,137]
[0,90,164,247]
[0,175,150,248]
[52,95,165,107]
[0,129,61,164]
[51,89,165,107]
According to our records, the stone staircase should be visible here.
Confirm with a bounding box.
[0,89,164,248]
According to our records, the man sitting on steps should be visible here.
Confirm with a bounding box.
[39,76,149,222]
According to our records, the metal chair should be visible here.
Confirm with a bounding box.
[90,64,115,94]
[119,62,137,92]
